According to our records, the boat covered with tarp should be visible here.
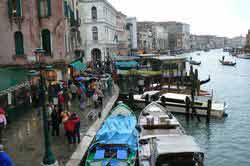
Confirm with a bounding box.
[85,103,139,166]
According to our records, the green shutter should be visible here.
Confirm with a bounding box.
[42,30,51,55]
[16,0,22,16]
[64,1,68,17]
[37,0,41,18]
[47,0,51,16]
[15,32,24,55]
[8,0,13,17]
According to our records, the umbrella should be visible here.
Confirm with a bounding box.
[76,77,85,81]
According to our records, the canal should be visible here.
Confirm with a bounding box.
[178,49,250,166]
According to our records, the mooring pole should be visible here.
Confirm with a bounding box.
[185,96,190,121]
[207,99,212,123]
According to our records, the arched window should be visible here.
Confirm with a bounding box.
[92,26,98,41]
[14,31,24,55]
[41,29,52,55]
[91,6,97,20]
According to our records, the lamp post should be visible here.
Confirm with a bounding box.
[33,48,58,166]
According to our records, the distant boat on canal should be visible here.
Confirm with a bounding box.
[189,57,201,65]
[219,59,236,66]
[138,102,204,166]
[85,103,138,166]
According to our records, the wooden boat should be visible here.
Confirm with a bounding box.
[158,93,227,118]
[85,103,138,166]
[219,59,236,66]
[138,102,204,166]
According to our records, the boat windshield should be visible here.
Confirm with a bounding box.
[156,153,204,166]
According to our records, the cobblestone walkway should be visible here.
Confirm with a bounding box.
[2,90,115,166]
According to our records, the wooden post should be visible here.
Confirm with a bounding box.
[128,89,134,108]
[160,96,166,107]
[195,69,199,95]
[145,94,150,106]
[185,96,190,121]
[207,99,212,123]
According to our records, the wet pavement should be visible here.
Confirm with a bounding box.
[2,90,115,166]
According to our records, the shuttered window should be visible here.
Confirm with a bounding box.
[14,31,24,55]
[64,0,69,17]
[8,0,22,17]
[41,29,52,55]
[38,0,51,18]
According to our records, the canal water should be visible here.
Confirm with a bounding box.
[178,49,250,166]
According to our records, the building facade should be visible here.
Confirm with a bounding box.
[126,17,138,50]
[116,12,129,56]
[79,0,122,62]
[0,0,81,66]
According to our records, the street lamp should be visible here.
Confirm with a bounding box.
[33,48,58,166]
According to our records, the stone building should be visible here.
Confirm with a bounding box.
[137,22,169,53]
[126,17,138,51]
[79,0,127,62]
[0,0,81,68]
[116,12,129,56]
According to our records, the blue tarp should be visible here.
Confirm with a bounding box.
[115,61,138,69]
[95,115,138,152]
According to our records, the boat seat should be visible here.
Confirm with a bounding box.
[117,149,128,159]
[94,149,105,159]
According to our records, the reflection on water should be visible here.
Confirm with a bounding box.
[178,49,250,166]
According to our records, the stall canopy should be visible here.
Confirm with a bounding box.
[0,68,29,96]
[69,60,87,72]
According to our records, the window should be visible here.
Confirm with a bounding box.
[14,31,24,55]
[38,0,51,18]
[92,26,98,41]
[91,6,97,20]
[41,29,52,55]
[8,0,22,17]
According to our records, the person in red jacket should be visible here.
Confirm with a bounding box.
[71,113,81,144]
[63,117,75,144]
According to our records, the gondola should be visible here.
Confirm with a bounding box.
[219,59,236,66]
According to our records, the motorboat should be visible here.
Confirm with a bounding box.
[138,102,204,166]
[158,93,227,118]
[189,60,201,65]
[85,103,138,166]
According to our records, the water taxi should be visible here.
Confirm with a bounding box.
[138,102,204,166]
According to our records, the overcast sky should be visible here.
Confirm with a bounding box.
[108,0,250,38]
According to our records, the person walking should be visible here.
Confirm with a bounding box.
[51,106,60,136]
[71,113,81,144]
[0,144,13,166]
[58,91,65,112]
[63,117,75,144]
[70,83,77,101]
[0,108,7,144]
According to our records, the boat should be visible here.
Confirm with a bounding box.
[219,59,236,66]
[138,102,204,166]
[237,53,250,59]
[85,103,139,166]
[157,93,227,118]
[189,60,201,65]
[197,53,201,56]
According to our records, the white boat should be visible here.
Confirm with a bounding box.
[138,102,204,166]
[158,93,227,118]
[237,53,250,59]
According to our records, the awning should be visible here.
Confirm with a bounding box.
[0,68,30,96]
[69,60,87,72]
[115,61,138,69]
